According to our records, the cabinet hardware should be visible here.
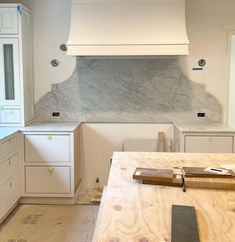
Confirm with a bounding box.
[48,166,54,173]
[47,135,52,140]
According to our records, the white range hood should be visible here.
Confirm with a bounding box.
[67,0,189,56]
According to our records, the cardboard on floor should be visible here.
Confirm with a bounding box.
[0,205,99,242]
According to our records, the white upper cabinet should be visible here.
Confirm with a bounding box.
[0,38,20,106]
[0,8,18,35]
[0,4,34,126]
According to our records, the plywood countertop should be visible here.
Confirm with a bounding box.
[93,152,235,242]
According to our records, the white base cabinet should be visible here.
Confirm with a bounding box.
[174,126,235,153]
[0,123,80,223]
[0,132,20,223]
[22,128,80,198]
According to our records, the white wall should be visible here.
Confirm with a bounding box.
[79,123,173,190]
[11,0,235,122]
[179,0,235,123]
[24,0,76,103]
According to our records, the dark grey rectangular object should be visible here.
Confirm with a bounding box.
[171,205,200,242]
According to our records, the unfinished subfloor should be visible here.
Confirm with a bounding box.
[0,205,99,242]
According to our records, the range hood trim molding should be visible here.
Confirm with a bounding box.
[67,0,189,56]
[67,44,189,56]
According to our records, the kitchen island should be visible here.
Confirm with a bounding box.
[93,152,235,242]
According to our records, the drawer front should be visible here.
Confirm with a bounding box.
[25,166,71,194]
[0,8,18,34]
[185,136,234,153]
[0,177,19,217]
[25,134,70,163]
[0,109,21,124]
[0,154,18,187]
[0,136,17,160]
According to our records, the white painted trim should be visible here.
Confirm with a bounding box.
[67,44,189,56]
[227,31,235,127]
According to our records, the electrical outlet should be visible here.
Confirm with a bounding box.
[197,113,206,118]
[52,112,60,117]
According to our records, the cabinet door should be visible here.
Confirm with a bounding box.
[185,136,234,153]
[0,135,17,160]
[0,177,19,219]
[0,8,18,35]
[25,166,71,194]
[25,134,71,163]
[0,108,21,123]
[0,38,20,106]
[0,154,18,187]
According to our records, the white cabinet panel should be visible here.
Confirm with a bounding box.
[0,109,21,123]
[25,134,70,163]
[0,154,18,187]
[185,136,234,153]
[0,176,19,218]
[25,166,71,194]
[0,135,17,160]
[0,8,18,34]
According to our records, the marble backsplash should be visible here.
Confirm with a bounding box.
[35,58,222,123]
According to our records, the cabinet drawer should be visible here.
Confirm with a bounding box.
[25,134,70,163]
[185,136,234,153]
[0,8,18,34]
[25,166,71,194]
[0,109,21,123]
[0,136,17,160]
[0,177,19,217]
[0,154,18,187]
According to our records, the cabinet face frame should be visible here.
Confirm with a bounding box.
[0,38,20,106]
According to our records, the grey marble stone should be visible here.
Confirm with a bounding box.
[35,58,222,123]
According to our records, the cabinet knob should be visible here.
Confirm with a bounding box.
[47,135,52,140]
[48,166,54,173]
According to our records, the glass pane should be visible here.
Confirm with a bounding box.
[4,44,15,100]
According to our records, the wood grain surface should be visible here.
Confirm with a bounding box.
[93,152,235,242]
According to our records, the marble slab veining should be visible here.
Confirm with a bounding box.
[35,58,222,123]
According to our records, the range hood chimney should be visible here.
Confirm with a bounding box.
[67,0,189,56]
